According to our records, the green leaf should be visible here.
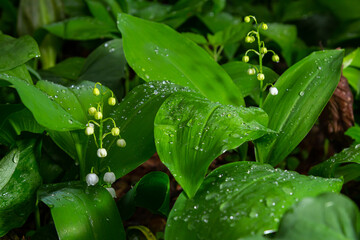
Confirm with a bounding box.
[318,0,360,22]
[0,104,45,146]
[85,81,192,178]
[276,193,360,240]
[222,61,279,98]
[343,48,360,69]
[117,13,245,106]
[0,139,42,237]
[79,39,126,98]
[345,126,360,143]
[86,0,115,27]
[344,67,360,97]
[0,74,85,131]
[0,34,40,71]
[165,161,343,240]
[260,23,297,65]
[118,171,170,219]
[39,182,126,240]
[309,144,360,183]
[40,57,85,81]
[255,50,344,166]
[154,92,273,198]
[181,32,208,45]
[44,17,117,40]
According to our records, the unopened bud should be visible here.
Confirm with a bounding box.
[93,87,100,96]
[85,126,94,135]
[242,56,249,63]
[262,23,268,30]
[269,86,278,95]
[108,97,116,106]
[94,111,103,120]
[111,127,120,136]
[116,139,126,148]
[247,68,256,75]
[88,107,96,115]
[260,47,267,54]
[104,172,116,184]
[257,73,265,81]
[244,16,251,23]
[272,54,280,63]
[97,148,107,158]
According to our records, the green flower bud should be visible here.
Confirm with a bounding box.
[247,68,256,75]
[94,111,103,120]
[111,127,120,136]
[244,16,251,23]
[262,23,268,30]
[257,73,265,81]
[245,36,252,43]
[242,56,249,63]
[260,47,268,54]
[88,107,96,116]
[108,97,116,106]
[93,87,100,96]
[116,139,126,148]
[272,54,280,63]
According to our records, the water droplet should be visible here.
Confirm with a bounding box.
[299,91,304,96]
[68,119,73,124]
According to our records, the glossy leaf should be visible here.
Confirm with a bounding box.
[118,171,170,219]
[0,74,85,131]
[260,23,297,65]
[345,126,360,143]
[86,0,115,27]
[39,182,125,240]
[40,57,85,81]
[0,34,40,71]
[0,104,45,146]
[343,48,360,69]
[276,193,360,240]
[117,13,245,106]
[44,17,117,40]
[309,144,360,182]
[85,81,193,178]
[165,161,343,240]
[255,50,344,166]
[79,39,126,98]
[154,92,273,198]
[222,61,279,98]
[0,139,42,237]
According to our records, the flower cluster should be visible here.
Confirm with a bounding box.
[85,82,126,159]
[86,168,117,198]
[242,16,280,104]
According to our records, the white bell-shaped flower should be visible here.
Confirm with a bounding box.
[106,187,116,198]
[86,173,99,186]
[103,172,116,184]
[269,86,278,96]
[97,148,107,158]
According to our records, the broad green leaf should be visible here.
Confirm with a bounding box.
[40,57,85,81]
[276,193,360,240]
[118,171,170,219]
[85,81,193,178]
[222,61,279,98]
[0,74,84,131]
[199,12,241,33]
[318,0,360,22]
[117,13,245,106]
[343,48,360,69]
[39,182,125,240]
[309,144,360,182]
[344,67,360,97]
[44,17,117,40]
[165,161,343,240]
[5,64,33,84]
[154,92,273,198]
[79,39,126,98]
[86,0,115,27]
[0,104,45,146]
[345,126,360,143]
[255,50,344,166]
[0,34,40,71]
[260,23,297,65]
[181,32,208,45]
[0,139,42,237]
